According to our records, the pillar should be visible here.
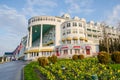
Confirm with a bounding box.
[26,34,29,48]
[2,57,4,62]
[27,53,30,60]
[40,24,43,47]
[29,26,32,48]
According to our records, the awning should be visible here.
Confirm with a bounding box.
[66,37,72,40]
[43,43,48,46]
[48,40,54,44]
[73,46,80,48]
[84,38,88,42]
[61,46,68,49]
[86,46,91,49]
[62,38,66,41]
[40,49,53,52]
[80,37,84,40]
[25,49,39,53]
[73,37,78,40]
[24,48,53,53]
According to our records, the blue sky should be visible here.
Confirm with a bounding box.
[0,0,120,56]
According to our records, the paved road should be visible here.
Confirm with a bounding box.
[0,61,26,80]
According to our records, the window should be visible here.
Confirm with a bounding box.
[67,29,71,34]
[79,23,82,27]
[92,30,96,32]
[87,29,91,31]
[73,40,78,44]
[67,40,71,44]
[88,34,92,37]
[64,50,68,55]
[62,41,65,44]
[63,26,65,29]
[63,31,65,35]
[67,23,71,27]
[37,53,39,56]
[73,22,77,26]
[93,35,97,38]
[73,29,77,33]
[79,29,83,34]
[75,49,80,54]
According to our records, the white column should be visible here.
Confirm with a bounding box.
[29,26,32,47]
[72,49,74,55]
[2,57,4,62]
[39,52,42,57]
[26,34,29,48]
[40,24,43,47]
[68,49,70,55]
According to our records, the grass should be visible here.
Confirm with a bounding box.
[109,64,120,70]
[24,62,39,80]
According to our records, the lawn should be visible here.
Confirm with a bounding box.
[24,58,120,80]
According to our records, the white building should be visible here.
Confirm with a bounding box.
[23,13,120,60]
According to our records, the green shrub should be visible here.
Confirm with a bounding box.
[72,55,78,60]
[50,55,57,64]
[111,51,120,63]
[38,57,49,67]
[97,51,110,64]
[78,54,84,60]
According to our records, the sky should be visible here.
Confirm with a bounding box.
[0,0,120,56]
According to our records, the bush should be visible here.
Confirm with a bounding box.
[48,55,57,64]
[78,54,84,60]
[97,51,110,64]
[38,57,49,67]
[72,55,78,60]
[111,51,120,63]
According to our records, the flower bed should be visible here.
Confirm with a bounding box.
[24,58,120,80]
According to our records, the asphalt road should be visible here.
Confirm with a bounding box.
[0,61,26,80]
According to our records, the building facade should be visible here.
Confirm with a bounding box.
[23,13,120,60]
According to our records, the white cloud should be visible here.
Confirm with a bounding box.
[22,0,58,17]
[0,5,27,56]
[106,5,120,26]
[65,0,94,15]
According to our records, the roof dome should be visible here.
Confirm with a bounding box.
[73,16,79,20]
[62,13,71,19]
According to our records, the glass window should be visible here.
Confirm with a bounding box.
[67,40,71,44]
[64,50,68,55]
[73,29,77,33]
[67,29,71,34]
[73,22,77,26]
[79,23,82,27]
[37,53,39,56]
[79,29,83,34]
[75,49,80,54]
[63,26,65,29]
[88,34,92,37]
[87,29,90,31]
[67,23,71,27]
[73,40,78,44]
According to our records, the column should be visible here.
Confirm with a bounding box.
[72,49,74,55]
[29,26,32,47]
[26,34,29,48]
[27,53,30,60]
[2,57,4,62]
[68,49,70,55]
[39,52,41,57]
[40,24,43,47]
